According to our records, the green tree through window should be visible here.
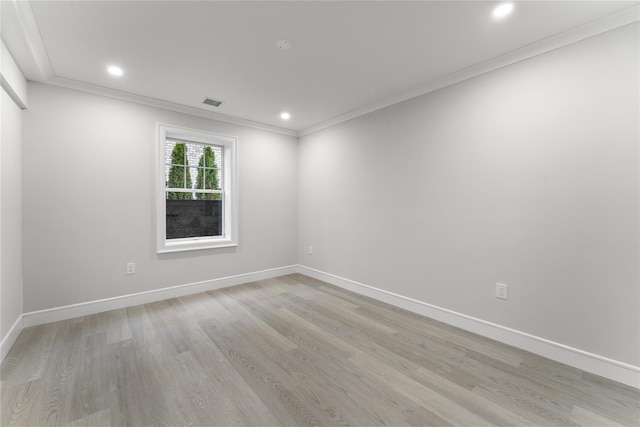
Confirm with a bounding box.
[196,146,220,200]
[167,143,192,199]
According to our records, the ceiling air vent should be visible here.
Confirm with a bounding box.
[202,97,223,107]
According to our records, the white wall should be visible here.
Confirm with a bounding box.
[0,42,25,348]
[22,83,298,312]
[298,23,639,367]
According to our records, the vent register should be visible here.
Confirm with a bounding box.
[201,40,290,111]
[203,97,223,107]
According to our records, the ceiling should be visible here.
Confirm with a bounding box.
[2,1,638,135]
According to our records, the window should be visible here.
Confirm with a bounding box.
[157,124,237,253]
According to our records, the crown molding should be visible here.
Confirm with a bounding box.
[7,0,638,138]
[1,40,28,109]
[1,0,53,82]
[298,4,640,137]
[47,76,298,137]
[6,0,297,137]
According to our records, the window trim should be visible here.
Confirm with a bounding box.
[156,123,238,253]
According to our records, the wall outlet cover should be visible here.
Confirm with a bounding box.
[496,283,508,299]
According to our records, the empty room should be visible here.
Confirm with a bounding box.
[1,1,639,425]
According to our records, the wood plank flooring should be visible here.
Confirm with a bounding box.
[1,274,638,426]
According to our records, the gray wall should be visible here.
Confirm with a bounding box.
[1,81,24,341]
[22,83,298,312]
[298,23,639,366]
[14,20,640,370]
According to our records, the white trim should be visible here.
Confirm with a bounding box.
[22,265,297,328]
[47,77,298,137]
[0,0,54,82]
[156,123,239,253]
[298,5,640,137]
[9,264,640,388]
[1,41,28,109]
[0,75,27,110]
[296,265,640,389]
[1,315,24,362]
[8,2,637,137]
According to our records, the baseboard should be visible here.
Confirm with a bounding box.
[22,265,298,328]
[1,314,24,362]
[11,264,639,389]
[296,265,640,389]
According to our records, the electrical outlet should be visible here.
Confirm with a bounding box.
[307,245,313,255]
[126,262,136,275]
[496,283,508,300]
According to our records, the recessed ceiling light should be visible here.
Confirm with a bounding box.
[493,3,514,19]
[280,112,291,120]
[107,65,123,76]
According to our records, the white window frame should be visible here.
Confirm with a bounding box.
[156,124,238,253]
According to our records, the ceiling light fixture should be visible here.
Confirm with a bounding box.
[280,112,291,120]
[493,3,514,19]
[107,65,123,76]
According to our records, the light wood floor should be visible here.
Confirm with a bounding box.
[1,274,638,426]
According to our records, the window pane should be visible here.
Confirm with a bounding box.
[215,146,223,187]
[195,168,205,190]
[166,198,222,239]
[188,166,198,191]
[162,130,230,249]
[165,140,178,165]
[166,165,191,192]
[206,167,220,191]
[195,167,219,191]
[216,166,223,189]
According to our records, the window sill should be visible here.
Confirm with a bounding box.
[157,237,237,253]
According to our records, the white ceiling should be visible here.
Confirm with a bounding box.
[2,1,638,135]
